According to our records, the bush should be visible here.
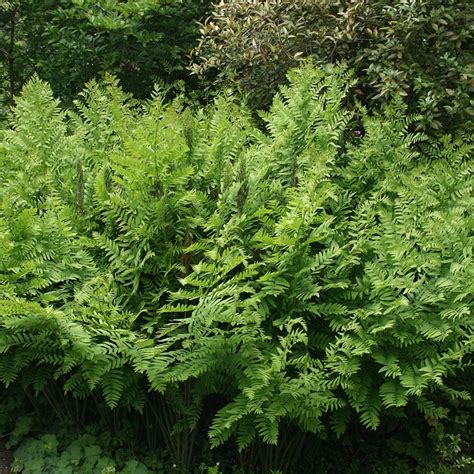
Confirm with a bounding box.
[0,0,212,116]
[191,0,474,130]
[0,65,472,470]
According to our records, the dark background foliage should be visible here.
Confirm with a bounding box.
[191,0,474,130]
[0,0,212,116]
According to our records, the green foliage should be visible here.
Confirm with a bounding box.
[0,0,211,117]
[11,432,153,474]
[191,0,474,129]
[0,65,472,471]
[427,432,474,473]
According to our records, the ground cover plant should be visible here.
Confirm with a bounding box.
[0,64,473,472]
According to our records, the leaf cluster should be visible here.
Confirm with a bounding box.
[191,0,474,130]
[0,0,212,115]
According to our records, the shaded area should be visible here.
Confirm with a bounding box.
[0,440,12,474]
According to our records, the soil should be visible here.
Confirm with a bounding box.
[0,440,12,474]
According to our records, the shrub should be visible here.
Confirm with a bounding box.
[191,0,474,130]
[0,66,472,469]
[11,431,155,473]
[0,0,212,115]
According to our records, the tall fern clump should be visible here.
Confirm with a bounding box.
[154,67,473,448]
[0,64,472,467]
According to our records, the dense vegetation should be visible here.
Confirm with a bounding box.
[0,0,211,118]
[0,1,473,473]
[191,0,473,130]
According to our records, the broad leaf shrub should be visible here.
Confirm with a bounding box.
[0,65,473,470]
[11,433,149,474]
[191,0,474,130]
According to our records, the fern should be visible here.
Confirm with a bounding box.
[0,65,472,457]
